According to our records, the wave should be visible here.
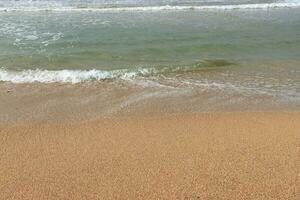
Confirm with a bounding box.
[0,60,234,83]
[0,68,140,83]
[0,3,299,12]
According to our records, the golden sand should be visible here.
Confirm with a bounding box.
[0,112,299,199]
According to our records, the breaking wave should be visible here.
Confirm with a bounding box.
[0,68,143,83]
[0,60,234,83]
[0,3,299,12]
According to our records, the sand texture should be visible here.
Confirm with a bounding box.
[0,112,299,199]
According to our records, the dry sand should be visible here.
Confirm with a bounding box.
[0,112,299,199]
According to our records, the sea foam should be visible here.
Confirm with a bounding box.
[0,60,234,83]
[0,3,300,12]
[0,68,147,83]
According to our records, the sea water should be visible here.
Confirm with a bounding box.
[0,0,299,117]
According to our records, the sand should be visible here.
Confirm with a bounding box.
[0,112,299,199]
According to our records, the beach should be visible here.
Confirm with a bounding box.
[0,112,299,199]
[1,0,300,199]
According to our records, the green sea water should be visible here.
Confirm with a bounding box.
[0,7,299,105]
[0,3,299,121]
[0,8,299,71]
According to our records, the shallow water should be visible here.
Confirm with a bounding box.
[1,7,300,71]
[0,2,299,121]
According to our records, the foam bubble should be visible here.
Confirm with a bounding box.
[25,35,39,40]
[0,68,141,83]
[0,60,235,83]
[0,3,299,12]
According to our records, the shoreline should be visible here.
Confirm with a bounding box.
[1,111,299,199]
[1,3,299,199]
[1,80,300,125]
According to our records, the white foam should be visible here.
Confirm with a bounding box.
[24,35,39,40]
[0,68,148,83]
[0,3,299,12]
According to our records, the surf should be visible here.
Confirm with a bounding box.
[1,2,300,12]
[0,60,234,83]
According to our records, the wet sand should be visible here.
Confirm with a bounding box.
[1,81,300,124]
[0,112,299,199]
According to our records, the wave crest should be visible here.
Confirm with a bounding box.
[0,3,300,12]
[0,68,143,83]
[0,60,234,83]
